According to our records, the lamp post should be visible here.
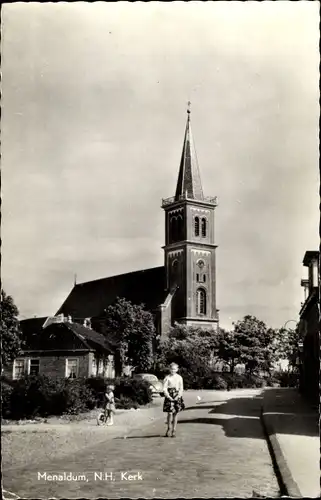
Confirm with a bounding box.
[297,340,304,392]
[283,319,297,330]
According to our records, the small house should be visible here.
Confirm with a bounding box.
[3,315,116,380]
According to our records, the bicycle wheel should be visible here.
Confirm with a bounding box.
[97,412,106,426]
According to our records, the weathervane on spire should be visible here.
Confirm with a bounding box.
[187,100,191,115]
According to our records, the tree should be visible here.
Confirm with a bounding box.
[91,297,155,375]
[1,290,23,369]
[272,326,301,372]
[216,328,240,374]
[232,315,276,375]
[155,323,219,376]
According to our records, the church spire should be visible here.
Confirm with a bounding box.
[175,103,204,201]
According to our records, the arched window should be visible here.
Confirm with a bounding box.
[170,216,178,242]
[201,218,207,237]
[194,217,200,237]
[196,288,207,315]
[172,259,179,285]
[177,214,183,241]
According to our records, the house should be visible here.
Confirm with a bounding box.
[3,315,116,380]
[299,250,319,403]
[57,108,219,337]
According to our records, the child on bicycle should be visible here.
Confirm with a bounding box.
[104,384,116,426]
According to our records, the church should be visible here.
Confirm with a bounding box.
[57,108,219,337]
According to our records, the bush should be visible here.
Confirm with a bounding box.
[175,370,267,391]
[1,382,13,419]
[86,376,153,408]
[221,373,266,389]
[114,378,153,406]
[203,373,228,390]
[4,374,153,420]
[4,375,97,420]
[55,379,96,415]
[9,375,63,419]
[272,371,299,388]
[116,396,139,410]
[86,376,114,407]
[178,363,214,390]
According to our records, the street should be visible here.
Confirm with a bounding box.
[3,389,280,498]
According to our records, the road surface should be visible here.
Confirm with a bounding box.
[3,389,280,498]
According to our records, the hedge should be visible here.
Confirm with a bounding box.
[86,376,153,409]
[265,370,298,388]
[1,375,153,420]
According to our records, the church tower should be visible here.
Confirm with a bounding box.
[161,106,219,331]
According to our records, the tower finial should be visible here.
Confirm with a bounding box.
[187,100,191,116]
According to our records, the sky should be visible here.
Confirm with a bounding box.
[2,1,319,330]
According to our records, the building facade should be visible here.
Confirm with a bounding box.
[299,250,319,403]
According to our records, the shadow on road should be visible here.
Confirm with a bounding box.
[185,393,263,417]
[185,389,319,438]
[178,416,264,439]
[114,434,164,439]
[263,388,319,438]
[185,405,224,411]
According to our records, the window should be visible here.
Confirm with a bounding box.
[92,357,97,377]
[312,261,319,288]
[201,218,207,237]
[177,214,184,240]
[170,216,178,242]
[13,359,25,379]
[29,359,40,376]
[196,273,206,283]
[172,259,179,284]
[106,355,115,378]
[194,217,200,237]
[66,358,79,379]
[196,289,207,315]
[98,359,104,375]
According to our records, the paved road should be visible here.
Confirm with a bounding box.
[3,389,280,498]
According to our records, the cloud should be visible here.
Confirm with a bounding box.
[2,2,319,327]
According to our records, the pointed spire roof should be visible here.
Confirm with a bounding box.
[175,105,204,201]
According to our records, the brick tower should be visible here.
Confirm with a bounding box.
[161,106,219,331]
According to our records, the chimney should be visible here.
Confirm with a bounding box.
[83,318,91,329]
[54,314,64,323]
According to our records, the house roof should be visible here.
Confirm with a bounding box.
[20,321,115,354]
[303,251,319,266]
[56,266,166,321]
[66,322,117,352]
[20,317,48,337]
